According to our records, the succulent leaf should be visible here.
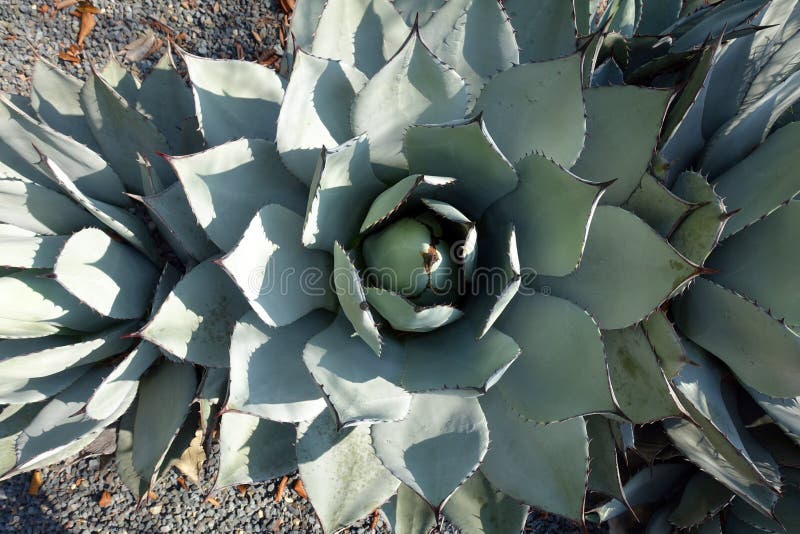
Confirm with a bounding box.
[594,464,692,522]
[287,0,326,54]
[169,138,308,251]
[470,224,519,338]
[474,54,586,167]
[332,242,383,356]
[135,182,219,265]
[442,470,528,534]
[503,0,578,63]
[80,70,175,194]
[0,178,95,236]
[0,234,67,269]
[228,310,330,422]
[136,48,204,155]
[276,51,368,183]
[0,322,135,383]
[664,419,780,516]
[297,410,400,534]
[603,325,685,423]
[359,174,453,233]
[84,341,160,421]
[673,277,800,398]
[30,60,100,152]
[420,0,518,104]
[0,95,127,206]
[11,367,132,476]
[364,287,463,332]
[480,388,589,520]
[182,53,285,147]
[0,271,120,338]
[571,86,673,205]
[39,155,160,262]
[669,171,727,265]
[100,56,140,105]
[382,483,437,534]
[636,0,682,34]
[669,342,783,494]
[0,404,42,475]
[401,321,519,395]
[214,412,296,489]
[668,472,734,529]
[483,152,605,277]
[623,174,697,237]
[591,59,625,87]
[310,0,409,78]
[404,118,519,217]
[747,390,800,446]
[371,392,489,509]
[714,122,800,238]
[132,360,197,490]
[0,366,87,405]
[671,0,765,52]
[539,206,697,330]
[140,260,249,367]
[53,228,160,319]
[351,27,468,181]
[491,293,616,422]
[642,309,690,379]
[303,136,385,250]
[701,68,800,177]
[708,201,800,329]
[392,0,444,25]
[302,313,411,426]
[586,415,627,504]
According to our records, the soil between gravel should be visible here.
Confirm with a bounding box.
[0,1,606,532]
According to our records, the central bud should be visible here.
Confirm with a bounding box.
[362,216,455,301]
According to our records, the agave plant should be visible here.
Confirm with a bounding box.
[581,0,800,532]
[0,0,797,532]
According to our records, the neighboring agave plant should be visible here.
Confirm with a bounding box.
[0,1,797,533]
[581,0,800,532]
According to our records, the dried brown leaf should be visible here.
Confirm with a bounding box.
[176,477,189,491]
[204,496,220,507]
[55,0,78,10]
[370,509,380,531]
[292,480,307,500]
[251,30,262,43]
[274,475,288,503]
[76,11,96,48]
[235,42,244,60]
[58,50,81,64]
[28,471,43,495]
[98,491,112,508]
[121,31,158,62]
[213,1,220,14]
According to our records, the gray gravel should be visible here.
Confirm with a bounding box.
[0,1,607,532]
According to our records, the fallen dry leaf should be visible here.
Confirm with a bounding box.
[76,10,96,48]
[58,50,81,64]
[28,471,43,495]
[38,4,50,14]
[370,509,380,531]
[55,0,78,9]
[147,490,158,500]
[271,519,283,533]
[274,475,288,503]
[251,30,262,43]
[176,477,189,491]
[213,1,220,14]
[293,480,307,500]
[235,41,244,60]
[204,496,221,507]
[75,477,84,487]
[98,491,112,508]
[121,31,160,62]
[236,484,248,496]
[278,0,295,13]
[4,35,16,41]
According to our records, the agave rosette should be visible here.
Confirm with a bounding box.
[0,0,798,532]
[585,0,800,531]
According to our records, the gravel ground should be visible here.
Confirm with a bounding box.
[0,1,607,533]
